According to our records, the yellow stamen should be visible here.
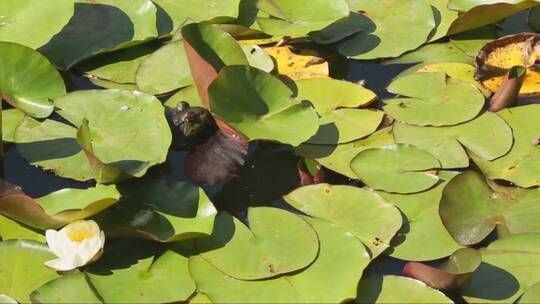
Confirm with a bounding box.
[66,226,95,243]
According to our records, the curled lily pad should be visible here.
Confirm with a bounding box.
[384,72,485,126]
[475,33,540,96]
[0,180,120,230]
[191,217,370,303]
[340,0,436,59]
[296,127,394,179]
[195,207,319,280]
[472,104,540,187]
[264,46,329,80]
[284,183,402,258]
[135,40,193,95]
[255,0,349,36]
[208,65,319,146]
[351,144,441,194]
[0,240,60,303]
[295,78,377,115]
[357,275,453,303]
[393,112,513,168]
[1,109,25,143]
[404,248,482,290]
[94,178,217,242]
[0,42,65,118]
[440,170,540,246]
[378,171,462,261]
[461,234,540,303]
[0,0,74,49]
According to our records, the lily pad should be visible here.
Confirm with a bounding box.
[0,215,44,242]
[30,272,102,304]
[296,127,394,179]
[0,240,60,303]
[195,207,319,280]
[1,109,25,143]
[385,42,474,65]
[264,46,329,80]
[136,40,193,95]
[0,42,66,118]
[255,0,349,36]
[284,183,402,258]
[295,78,377,115]
[94,178,217,242]
[340,0,436,59]
[461,234,540,303]
[208,65,319,146]
[357,275,453,303]
[384,72,485,126]
[351,144,441,194]
[241,44,275,73]
[520,282,540,303]
[0,0,74,49]
[378,171,462,261]
[393,112,513,168]
[191,217,370,303]
[164,85,203,108]
[472,104,540,187]
[440,170,540,246]
[0,182,120,229]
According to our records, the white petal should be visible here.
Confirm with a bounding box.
[44,258,79,272]
[45,229,66,259]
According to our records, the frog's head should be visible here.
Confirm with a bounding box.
[166,101,217,150]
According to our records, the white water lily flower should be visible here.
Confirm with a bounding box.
[44,220,105,271]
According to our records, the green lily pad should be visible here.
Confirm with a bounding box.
[357,275,453,303]
[0,215,44,242]
[440,171,540,246]
[1,109,25,143]
[0,42,65,118]
[241,44,275,73]
[31,272,102,304]
[393,112,513,168]
[378,171,462,261]
[153,0,241,32]
[449,26,497,57]
[86,241,196,303]
[307,109,384,145]
[136,40,193,95]
[0,0,74,49]
[384,42,473,65]
[195,207,319,280]
[0,240,60,303]
[311,12,377,45]
[520,282,540,304]
[209,65,319,146]
[296,127,394,179]
[340,0,436,59]
[284,183,402,258]
[39,2,149,70]
[461,234,540,303]
[428,0,460,41]
[0,183,120,229]
[95,178,217,242]
[164,85,203,108]
[384,72,485,126]
[191,217,370,303]
[295,78,377,115]
[351,144,441,194]
[255,0,349,36]
[472,104,540,188]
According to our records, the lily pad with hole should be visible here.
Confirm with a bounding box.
[377,171,462,261]
[191,217,370,303]
[340,0,436,59]
[393,112,513,168]
[384,72,485,126]
[461,234,540,303]
[209,65,319,146]
[296,127,395,179]
[255,0,349,36]
[284,183,402,258]
[1,109,25,143]
[0,0,74,49]
[440,170,540,246]
[0,42,66,118]
[195,207,319,280]
[0,240,60,303]
[94,178,217,242]
[136,40,193,95]
[357,275,453,303]
[472,104,540,187]
[351,144,441,194]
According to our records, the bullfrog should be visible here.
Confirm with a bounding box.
[165,101,217,150]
